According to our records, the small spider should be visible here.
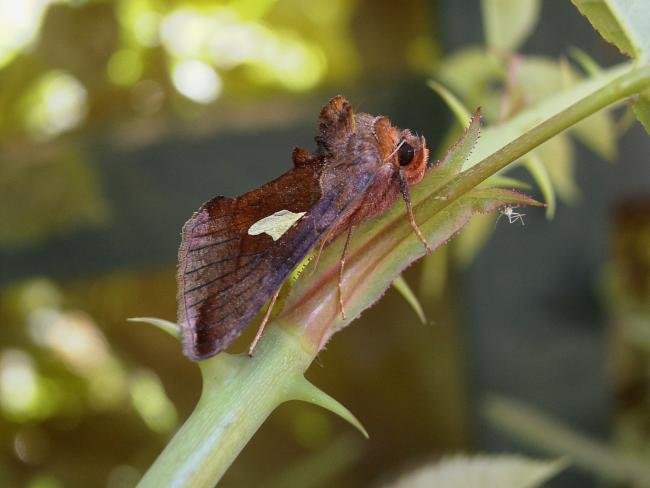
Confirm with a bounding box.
[498,205,526,226]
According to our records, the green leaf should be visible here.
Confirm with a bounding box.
[517,57,567,103]
[437,47,504,122]
[568,47,603,76]
[559,59,618,160]
[431,109,482,179]
[633,89,650,133]
[391,275,427,324]
[535,135,579,203]
[571,0,650,60]
[453,213,495,266]
[482,0,542,52]
[479,175,531,190]
[522,152,556,218]
[573,110,618,160]
[128,317,180,339]
[463,62,635,172]
[384,454,567,488]
[428,80,471,126]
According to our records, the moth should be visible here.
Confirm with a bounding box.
[177,96,432,361]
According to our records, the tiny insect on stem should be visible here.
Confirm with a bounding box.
[498,206,526,226]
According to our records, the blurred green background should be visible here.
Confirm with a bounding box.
[0,1,648,487]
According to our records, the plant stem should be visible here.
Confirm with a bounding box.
[138,326,313,488]
[138,63,650,488]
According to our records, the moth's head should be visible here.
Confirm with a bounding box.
[372,117,430,185]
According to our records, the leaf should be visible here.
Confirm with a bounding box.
[573,110,618,160]
[522,152,556,218]
[516,57,567,103]
[128,317,180,339]
[463,61,634,172]
[535,135,579,203]
[559,59,618,160]
[430,109,482,179]
[382,454,567,488]
[428,80,471,126]
[437,47,504,122]
[572,0,650,60]
[482,0,542,52]
[633,89,650,133]
[392,275,427,324]
[479,175,531,190]
[568,47,603,76]
[453,213,495,266]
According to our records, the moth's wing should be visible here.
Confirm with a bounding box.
[178,97,386,361]
[177,163,325,360]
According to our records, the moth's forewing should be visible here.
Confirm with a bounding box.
[177,163,321,360]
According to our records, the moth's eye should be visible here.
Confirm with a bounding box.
[397,141,415,166]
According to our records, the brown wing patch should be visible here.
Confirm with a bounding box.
[177,163,322,360]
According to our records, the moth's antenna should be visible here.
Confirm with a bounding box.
[384,139,406,162]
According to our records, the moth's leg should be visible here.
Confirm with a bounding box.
[338,225,354,319]
[399,172,433,253]
[311,224,336,275]
[248,286,282,357]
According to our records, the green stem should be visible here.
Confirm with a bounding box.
[138,326,313,487]
[138,63,650,488]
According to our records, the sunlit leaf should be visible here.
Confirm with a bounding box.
[482,0,542,52]
[571,0,650,60]
[383,454,567,488]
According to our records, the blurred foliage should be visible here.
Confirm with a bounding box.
[382,454,566,488]
[428,0,624,268]
[0,146,108,248]
[0,0,437,249]
[0,275,182,486]
[604,200,650,465]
